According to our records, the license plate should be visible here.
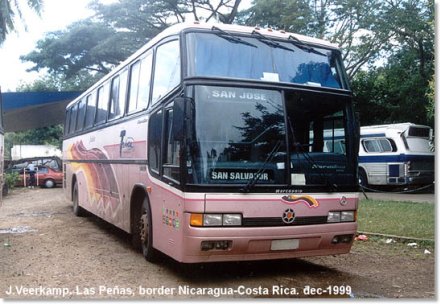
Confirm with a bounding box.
[271,239,299,251]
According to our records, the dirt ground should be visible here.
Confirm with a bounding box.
[0,187,435,300]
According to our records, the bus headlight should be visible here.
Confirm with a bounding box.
[327,211,355,223]
[204,214,222,226]
[223,214,242,226]
[327,211,341,223]
[341,211,355,222]
[190,213,242,227]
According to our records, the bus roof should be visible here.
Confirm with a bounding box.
[360,123,431,135]
[67,22,340,109]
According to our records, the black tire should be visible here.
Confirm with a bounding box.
[72,182,86,217]
[44,179,55,188]
[136,197,158,262]
[358,169,368,188]
[2,183,8,197]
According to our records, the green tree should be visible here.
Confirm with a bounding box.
[5,125,64,160]
[0,0,43,44]
[425,75,434,127]
[239,0,391,80]
[21,0,243,79]
[352,46,433,126]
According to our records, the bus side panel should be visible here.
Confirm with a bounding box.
[359,162,387,185]
[64,118,148,233]
[145,176,187,261]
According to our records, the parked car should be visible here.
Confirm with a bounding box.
[5,156,62,174]
[15,165,63,188]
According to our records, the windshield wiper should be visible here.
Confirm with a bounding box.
[287,35,327,57]
[251,31,295,52]
[211,26,257,48]
[240,140,282,193]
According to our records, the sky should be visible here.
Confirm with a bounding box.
[0,0,94,92]
[0,0,253,93]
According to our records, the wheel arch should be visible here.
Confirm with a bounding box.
[358,166,368,185]
[129,184,149,234]
[70,174,77,201]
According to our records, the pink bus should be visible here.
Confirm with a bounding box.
[63,23,359,263]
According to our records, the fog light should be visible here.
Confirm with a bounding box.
[201,241,214,251]
[340,234,354,243]
[331,234,354,244]
[203,214,222,226]
[327,211,341,223]
[223,214,242,226]
[201,240,232,251]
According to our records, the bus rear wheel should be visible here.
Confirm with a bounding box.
[358,169,368,188]
[138,197,158,262]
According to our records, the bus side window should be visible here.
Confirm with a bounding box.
[148,109,163,174]
[69,104,79,134]
[84,92,97,129]
[163,107,180,183]
[75,98,87,132]
[65,109,71,135]
[109,69,128,120]
[108,75,121,120]
[362,138,394,153]
[128,52,153,114]
[138,53,153,110]
[152,40,180,105]
[95,84,110,125]
[127,60,141,114]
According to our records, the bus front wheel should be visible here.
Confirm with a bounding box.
[138,197,158,262]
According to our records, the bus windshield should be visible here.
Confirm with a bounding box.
[187,86,351,188]
[186,32,345,89]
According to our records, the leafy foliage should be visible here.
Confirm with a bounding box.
[4,125,64,160]
[0,0,43,44]
[4,171,19,189]
[21,0,243,80]
[16,0,434,131]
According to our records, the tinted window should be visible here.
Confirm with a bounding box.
[109,70,128,119]
[152,40,180,104]
[69,104,78,134]
[37,167,49,174]
[127,53,153,114]
[128,61,141,114]
[76,98,87,131]
[408,126,430,138]
[96,84,110,125]
[84,92,97,129]
[108,76,120,120]
[187,32,343,89]
[163,107,180,182]
[65,109,71,135]
[148,109,163,174]
[362,138,394,153]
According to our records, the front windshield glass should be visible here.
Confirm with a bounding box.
[188,86,286,185]
[186,32,344,89]
[187,86,352,188]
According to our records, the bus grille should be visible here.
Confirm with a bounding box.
[242,216,328,227]
[410,160,434,171]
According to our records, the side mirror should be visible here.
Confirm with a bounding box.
[354,112,360,156]
[172,97,187,141]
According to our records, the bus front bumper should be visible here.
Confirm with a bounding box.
[180,221,357,263]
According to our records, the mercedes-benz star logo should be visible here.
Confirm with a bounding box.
[282,208,295,224]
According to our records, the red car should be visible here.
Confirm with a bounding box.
[16,165,63,188]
